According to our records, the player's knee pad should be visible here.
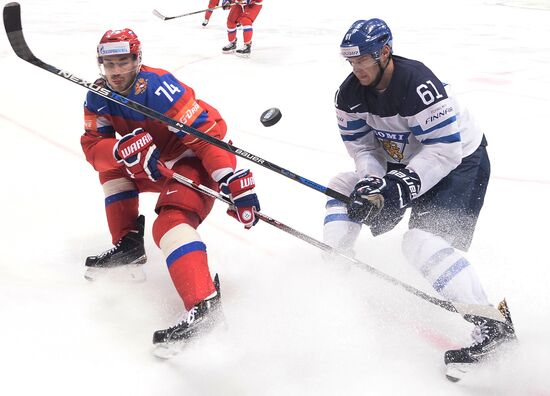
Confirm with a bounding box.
[157,222,202,259]
[152,207,200,247]
[102,177,137,198]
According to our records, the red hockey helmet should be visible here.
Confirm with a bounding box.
[97,28,141,62]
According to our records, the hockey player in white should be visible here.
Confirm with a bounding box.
[324,18,516,381]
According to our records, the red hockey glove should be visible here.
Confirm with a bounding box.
[113,128,162,182]
[219,169,260,229]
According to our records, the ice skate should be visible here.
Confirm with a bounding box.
[152,274,224,359]
[84,215,147,282]
[236,43,251,58]
[222,40,237,54]
[444,299,517,382]
[201,19,209,27]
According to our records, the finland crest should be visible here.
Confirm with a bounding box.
[374,130,410,162]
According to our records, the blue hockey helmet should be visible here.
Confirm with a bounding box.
[340,19,393,60]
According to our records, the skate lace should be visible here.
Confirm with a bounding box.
[186,306,198,325]
[97,240,122,259]
[471,322,490,346]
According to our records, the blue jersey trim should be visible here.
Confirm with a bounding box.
[97,125,115,135]
[410,116,457,136]
[341,130,371,142]
[339,119,368,131]
[422,132,461,145]
[190,111,210,129]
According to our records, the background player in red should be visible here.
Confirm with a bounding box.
[202,0,220,27]
[221,0,263,56]
[82,28,261,349]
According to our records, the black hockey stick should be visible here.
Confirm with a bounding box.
[2,2,350,205]
[153,5,224,21]
[156,164,461,314]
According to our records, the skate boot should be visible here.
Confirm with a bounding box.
[202,19,209,27]
[222,40,237,54]
[444,299,517,382]
[84,215,147,281]
[153,274,224,359]
[236,43,251,58]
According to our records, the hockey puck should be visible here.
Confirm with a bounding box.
[260,107,282,127]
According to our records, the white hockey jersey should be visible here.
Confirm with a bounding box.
[335,55,484,195]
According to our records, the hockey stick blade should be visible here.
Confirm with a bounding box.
[152,9,169,21]
[3,2,41,66]
[3,2,349,205]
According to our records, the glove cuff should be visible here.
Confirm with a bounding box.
[385,168,421,205]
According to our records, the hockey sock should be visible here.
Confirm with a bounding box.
[402,228,489,305]
[154,210,214,310]
[227,27,237,42]
[323,198,362,254]
[242,25,253,44]
[102,178,139,243]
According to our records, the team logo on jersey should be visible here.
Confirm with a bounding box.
[383,141,404,161]
[373,130,410,162]
[134,78,148,95]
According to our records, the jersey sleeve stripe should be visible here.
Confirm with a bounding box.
[338,118,368,131]
[340,130,372,141]
[97,125,115,134]
[410,115,457,136]
[190,111,210,129]
[421,132,461,145]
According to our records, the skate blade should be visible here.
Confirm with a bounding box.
[235,52,250,58]
[445,363,470,382]
[84,264,146,282]
[152,342,186,359]
[222,50,235,54]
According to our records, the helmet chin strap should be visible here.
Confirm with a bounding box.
[368,54,391,89]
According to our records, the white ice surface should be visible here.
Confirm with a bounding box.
[1,0,549,395]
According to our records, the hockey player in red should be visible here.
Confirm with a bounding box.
[81,28,261,349]
[221,0,263,56]
[202,0,220,27]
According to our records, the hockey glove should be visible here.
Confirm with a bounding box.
[347,168,421,225]
[113,128,162,182]
[219,169,260,229]
[222,0,233,10]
